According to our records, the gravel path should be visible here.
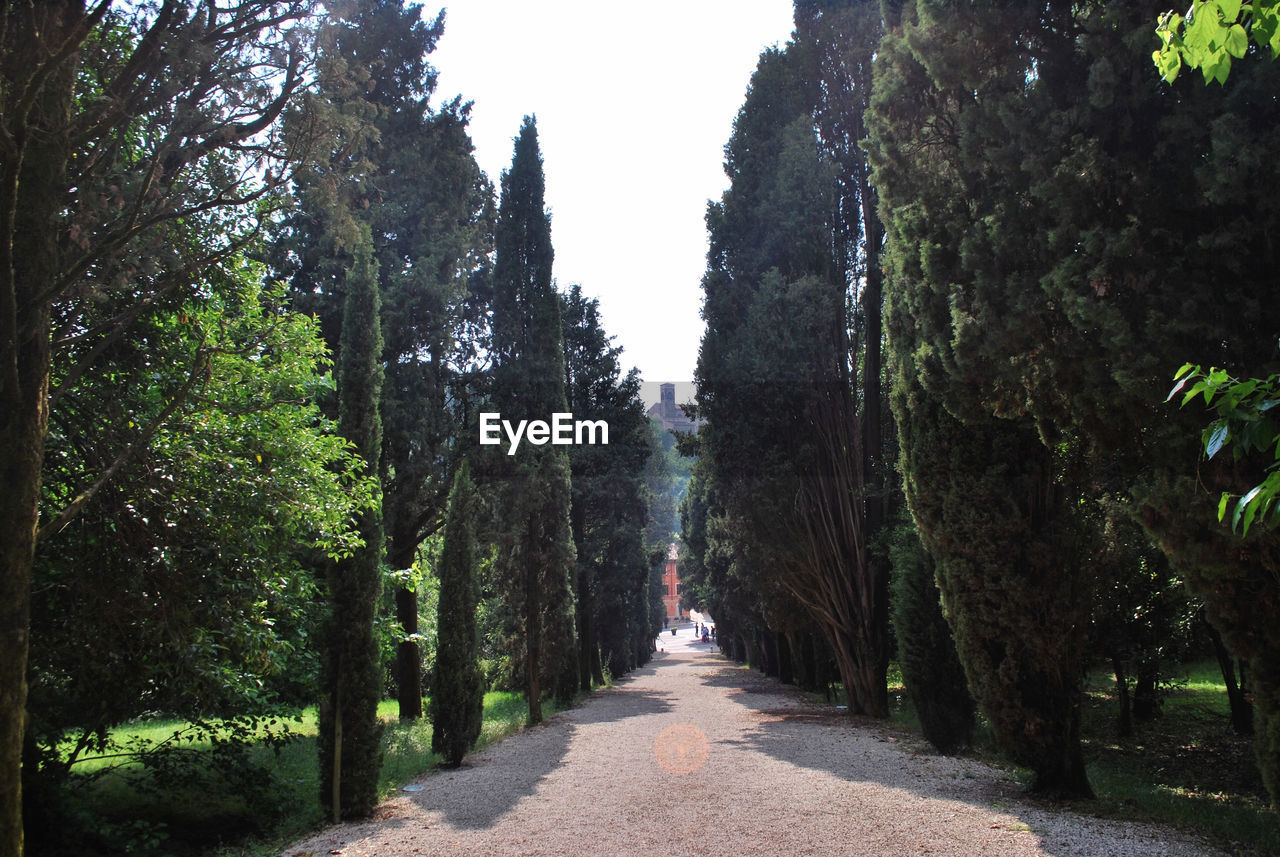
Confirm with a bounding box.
[284,628,1220,857]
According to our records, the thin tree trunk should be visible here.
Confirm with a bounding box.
[395,586,422,721]
[1206,615,1253,735]
[526,521,543,725]
[1111,654,1133,738]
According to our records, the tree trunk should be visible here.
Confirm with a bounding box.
[1207,616,1254,735]
[2,6,78,849]
[526,522,543,725]
[1132,661,1161,724]
[1111,655,1133,738]
[777,633,794,685]
[394,586,422,721]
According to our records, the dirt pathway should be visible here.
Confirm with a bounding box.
[283,628,1219,857]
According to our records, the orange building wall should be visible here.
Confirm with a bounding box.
[662,543,681,620]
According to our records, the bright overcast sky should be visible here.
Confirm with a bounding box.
[431,1,797,385]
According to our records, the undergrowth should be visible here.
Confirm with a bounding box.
[37,691,558,857]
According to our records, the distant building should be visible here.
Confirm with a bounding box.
[647,382,701,434]
[662,542,682,620]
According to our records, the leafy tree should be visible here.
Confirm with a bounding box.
[318,223,386,821]
[276,0,492,722]
[1085,496,1198,736]
[1,3,312,851]
[1154,0,1280,83]
[430,462,483,767]
[485,117,577,724]
[26,262,371,847]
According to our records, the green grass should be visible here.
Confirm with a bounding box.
[49,691,562,857]
[837,660,1278,855]
[1077,659,1280,856]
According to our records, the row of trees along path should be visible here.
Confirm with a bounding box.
[285,630,1217,857]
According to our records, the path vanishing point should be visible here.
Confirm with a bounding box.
[284,624,1220,857]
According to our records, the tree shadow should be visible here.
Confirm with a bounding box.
[377,682,674,832]
[392,713,575,830]
[696,661,1216,857]
[569,686,675,725]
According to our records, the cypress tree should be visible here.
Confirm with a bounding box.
[889,522,974,754]
[868,6,1094,792]
[276,0,491,722]
[431,462,483,767]
[561,285,652,685]
[868,0,1280,800]
[488,117,577,724]
[318,223,385,820]
[694,42,889,715]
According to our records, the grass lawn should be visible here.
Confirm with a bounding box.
[1077,660,1280,856]
[56,692,556,857]
[881,658,1278,855]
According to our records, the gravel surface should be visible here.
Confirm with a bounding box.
[283,627,1221,857]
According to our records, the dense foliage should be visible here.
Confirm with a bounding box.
[686,0,893,714]
[484,117,578,725]
[561,285,658,684]
[430,463,484,767]
[11,1,1280,854]
[867,0,1280,799]
[888,522,973,754]
[3,3,315,851]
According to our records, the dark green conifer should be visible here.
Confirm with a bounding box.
[560,285,653,685]
[889,522,974,754]
[694,40,888,714]
[318,223,386,819]
[488,117,577,724]
[276,0,491,723]
[431,462,483,767]
[867,0,1280,798]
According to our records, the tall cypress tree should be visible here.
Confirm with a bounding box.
[560,285,652,686]
[867,0,1280,798]
[488,117,577,724]
[694,42,888,714]
[431,462,483,767]
[318,223,385,820]
[867,1,1093,797]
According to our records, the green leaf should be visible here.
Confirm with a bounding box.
[1182,379,1210,405]
[1215,0,1244,23]
[1218,491,1231,521]
[1155,48,1183,82]
[1185,3,1221,53]
[1239,485,1263,534]
[1206,422,1230,458]
[1208,50,1234,84]
[1225,23,1249,57]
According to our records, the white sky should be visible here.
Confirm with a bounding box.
[430,0,796,386]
